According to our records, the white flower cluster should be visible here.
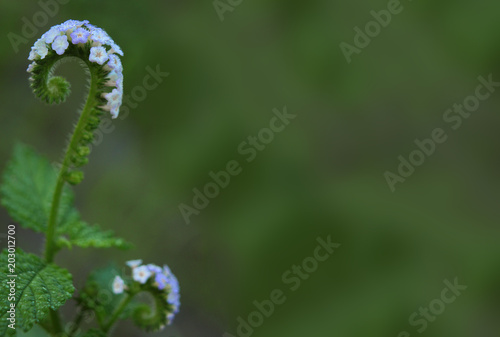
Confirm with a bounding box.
[113,259,181,326]
[27,20,124,118]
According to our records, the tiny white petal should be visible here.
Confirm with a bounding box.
[126,259,143,268]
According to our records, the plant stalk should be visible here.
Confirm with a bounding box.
[44,68,97,263]
[103,294,133,333]
[43,66,98,336]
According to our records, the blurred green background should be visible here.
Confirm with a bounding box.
[1,0,500,336]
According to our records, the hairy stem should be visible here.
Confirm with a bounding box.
[44,67,98,263]
[103,294,134,333]
[43,66,99,335]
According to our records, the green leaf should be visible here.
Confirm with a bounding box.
[0,249,74,336]
[0,143,75,233]
[57,221,131,250]
[1,143,130,250]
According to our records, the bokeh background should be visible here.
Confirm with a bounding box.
[1,0,500,336]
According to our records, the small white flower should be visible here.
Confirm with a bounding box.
[89,46,109,65]
[147,264,162,274]
[104,88,122,106]
[106,54,122,72]
[52,35,69,55]
[91,28,112,44]
[167,312,175,325]
[126,259,142,268]
[106,70,122,87]
[116,76,123,91]
[28,48,39,61]
[58,19,88,33]
[163,265,173,277]
[43,27,62,44]
[85,23,98,31]
[70,27,90,44]
[110,104,120,119]
[133,265,152,284]
[34,39,48,59]
[112,276,125,294]
[109,42,124,56]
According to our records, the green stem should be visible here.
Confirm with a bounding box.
[49,309,64,336]
[43,65,99,336]
[103,294,134,333]
[44,67,98,263]
[68,307,86,337]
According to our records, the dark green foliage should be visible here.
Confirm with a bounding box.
[1,143,130,250]
[0,144,75,233]
[0,250,74,336]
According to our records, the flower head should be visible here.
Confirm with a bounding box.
[28,20,124,119]
[70,28,90,44]
[133,265,152,284]
[89,46,109,65]
[52,35,69,55]
[117,260,181,329]
[112,276,126,294]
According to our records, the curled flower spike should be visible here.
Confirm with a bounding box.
[113,260,181,330]
[27,19,123,118]
[27,20,124,186]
